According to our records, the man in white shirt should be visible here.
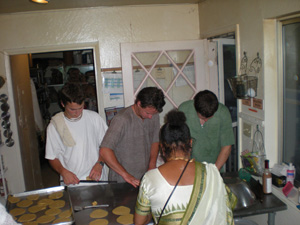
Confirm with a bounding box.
[45,83,108,185]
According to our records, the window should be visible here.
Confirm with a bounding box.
[282,18,300,187]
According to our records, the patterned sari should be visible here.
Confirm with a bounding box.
[182,162,236,225]
[135,162,236,225]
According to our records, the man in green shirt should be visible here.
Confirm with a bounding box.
[178,90,235,170]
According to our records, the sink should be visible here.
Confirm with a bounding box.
[223,175,258,210]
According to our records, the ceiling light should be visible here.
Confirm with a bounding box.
[31,0,49,4]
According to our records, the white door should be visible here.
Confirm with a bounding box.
[121,40,218,122]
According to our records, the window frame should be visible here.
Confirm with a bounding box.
[279,17,300,188]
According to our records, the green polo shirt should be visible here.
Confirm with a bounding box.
[178,100,235,164]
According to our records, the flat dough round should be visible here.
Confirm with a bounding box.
[112,206,131,215]
[89,219,109,225]
[53,217,72,223]
[23,222,38,225]
[37,198,54,206]
[116,214,134,225]
[28,205,46,213]
[8,195,20,204]
[36,215,56,224]
[48,191,63,200]
[58,209,72,218]
[16,199,33,208]
[9,207,26,217]
[18,213,37,223]
[89,209,108,218]
[27,194,40,201]
[49,200,66,209]
[45,208,62,216]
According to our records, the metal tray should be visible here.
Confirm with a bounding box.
[68,183,138,225]
[6,186,74,225]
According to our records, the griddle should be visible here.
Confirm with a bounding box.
[67,183,139,225]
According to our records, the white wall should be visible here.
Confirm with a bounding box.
[0,4,200,194]
[198,0,300,168]
[198,0,300,223]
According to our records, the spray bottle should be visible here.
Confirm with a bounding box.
[286,163,295,185]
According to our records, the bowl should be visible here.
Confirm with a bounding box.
[223,176,258,210]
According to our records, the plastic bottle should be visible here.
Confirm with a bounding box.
[286,163,295,185]
[263,160,272,194]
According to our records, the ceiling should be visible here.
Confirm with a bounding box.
[0,0,205,14]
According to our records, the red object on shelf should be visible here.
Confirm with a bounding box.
[282,181,294,197]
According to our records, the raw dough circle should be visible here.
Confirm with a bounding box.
[48,191,64,200]
[53,217,72,223]
[45,208,62,216]
[89,219,109,225]
[89,209,109,218]
[49,200,66,209]
[9,208,26,217]
[112,206,131,215]
[7,196,20,204]
[28,205,46,213]
[27,194,40,201]
[18,213,37,223]
[37,198,54,206]
[58,209,72,218]
[36,215,56,224]
[16,199,33,208]
[116,214,134,225]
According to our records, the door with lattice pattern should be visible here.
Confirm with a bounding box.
[121,40,218,123]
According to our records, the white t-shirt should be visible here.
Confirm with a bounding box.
[45,110,108,180]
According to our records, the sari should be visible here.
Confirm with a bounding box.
[135,162,236,225]
[182,162,236,225]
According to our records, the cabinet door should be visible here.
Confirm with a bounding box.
[121,40,218,122]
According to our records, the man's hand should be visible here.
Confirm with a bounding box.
[122,173,140,188]
[48,158,79,185]
[89,163,103,181]
[61,169,80,185]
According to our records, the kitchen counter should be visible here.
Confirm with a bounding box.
[222,171,288,225]
[233,192,287,225]
[67,182,287,225]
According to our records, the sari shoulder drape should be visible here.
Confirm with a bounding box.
[181,162,236,225]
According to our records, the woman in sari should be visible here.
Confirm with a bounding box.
[134,110,236,225]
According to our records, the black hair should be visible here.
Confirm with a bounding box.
[135,87,165,113]
[194,90,219,118]
[160,110,192,160]
[60,82,85,105]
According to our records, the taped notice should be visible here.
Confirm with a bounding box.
[253,98,263,110]
[242,99,251,106]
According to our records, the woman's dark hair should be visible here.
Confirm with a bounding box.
[194,90,218,118]
[160,110,192,160]
[60,82,85,105]
[135,87,165,113]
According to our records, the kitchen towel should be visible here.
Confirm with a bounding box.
[50,112,76,147]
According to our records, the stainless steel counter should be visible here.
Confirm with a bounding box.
[67,183,138,225]
[67,182,287,225]
[233,193,287,225]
